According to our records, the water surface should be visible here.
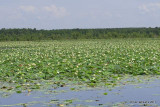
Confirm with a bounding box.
[0,76,160,107]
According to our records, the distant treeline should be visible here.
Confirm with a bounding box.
[0,27,160,41]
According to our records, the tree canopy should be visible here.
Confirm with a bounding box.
[0,27,160,41]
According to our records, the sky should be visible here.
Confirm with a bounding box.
[0,0,160,29]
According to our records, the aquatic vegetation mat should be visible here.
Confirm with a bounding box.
[0,39,160,87]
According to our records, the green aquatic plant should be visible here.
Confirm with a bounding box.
[0,39,160,89]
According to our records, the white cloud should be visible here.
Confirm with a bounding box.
[43,5,68,18]
[139,3,160,13]
[19,6,36,13]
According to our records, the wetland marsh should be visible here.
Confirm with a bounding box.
[0,39,160,106]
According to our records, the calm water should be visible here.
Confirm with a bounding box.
[0,76,160,107]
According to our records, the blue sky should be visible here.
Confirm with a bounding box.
[0,0,160,29]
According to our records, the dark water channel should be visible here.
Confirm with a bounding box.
[0,76,160,107]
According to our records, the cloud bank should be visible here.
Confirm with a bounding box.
[44,5,68,18]
[19,6,36,13]
[139,3,160,13]
[18,4,68,18]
